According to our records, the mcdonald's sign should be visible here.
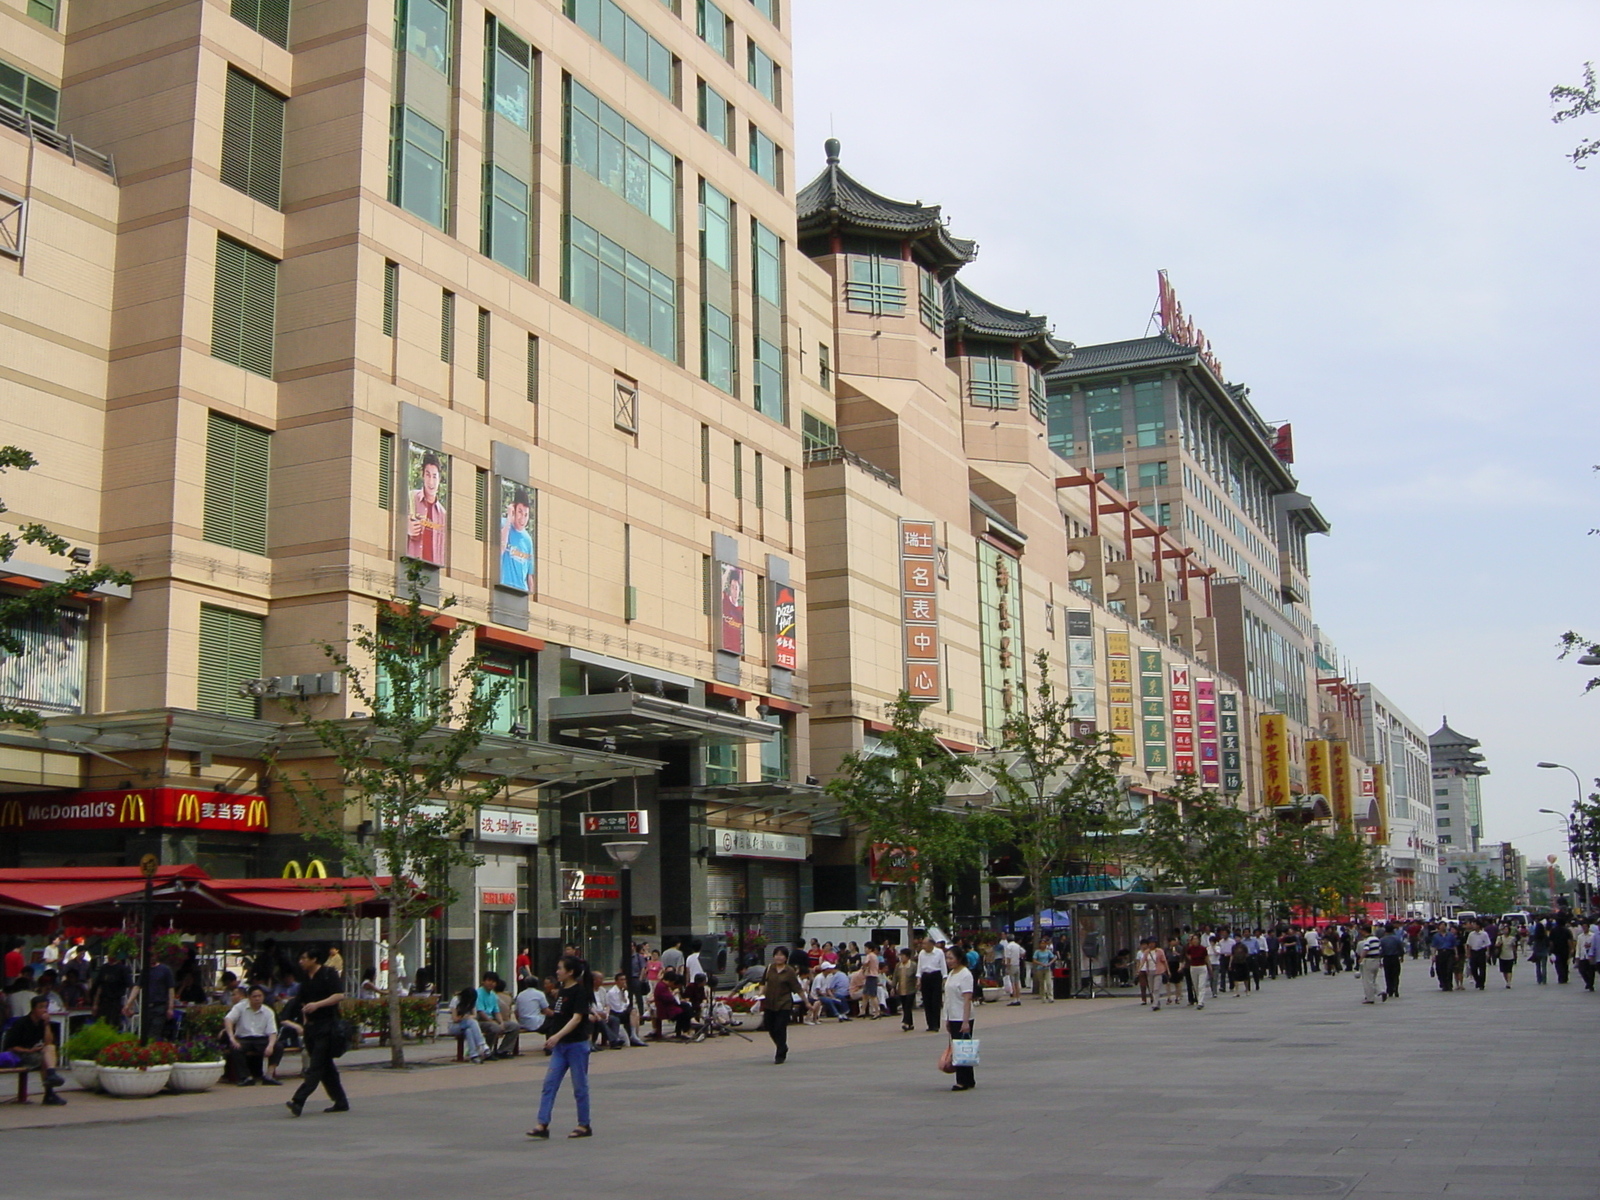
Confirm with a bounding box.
[5,788,270,832]
[282,858,328,879]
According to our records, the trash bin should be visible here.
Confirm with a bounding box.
[1052,966,1071,999]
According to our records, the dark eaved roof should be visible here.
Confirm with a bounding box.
[796,139,977,273]
[1044,334,1198,380]
[1430,718,1489,775]
[943,278,1062,368]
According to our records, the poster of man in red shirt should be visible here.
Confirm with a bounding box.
[405,444,449,566]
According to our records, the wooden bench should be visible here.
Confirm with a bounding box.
[0,1065,34,1104]
[455,1030,520,1062]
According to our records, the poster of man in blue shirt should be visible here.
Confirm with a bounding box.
[498,480,534,592]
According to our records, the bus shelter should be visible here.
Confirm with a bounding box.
[1055,889,1227,998]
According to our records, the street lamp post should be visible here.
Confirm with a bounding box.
[1538,809,1578,910]
[603,840,646,1035]
[995,875,1025,936]
[1537,761,1589,907]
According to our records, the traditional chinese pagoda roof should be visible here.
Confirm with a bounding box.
[943,278,1063,368]
[1044,334,1199,380]
[1430,718,1489,775]
[796,139,977,274]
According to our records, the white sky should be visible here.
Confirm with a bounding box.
[792,0,1600,876]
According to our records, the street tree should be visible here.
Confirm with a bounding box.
[272,572,507,1068]
[1552,64,1600,168]
[1456,865,1518,917]
[0,446,131,727]
[986,652,1125,935]
[826,693,1001,935]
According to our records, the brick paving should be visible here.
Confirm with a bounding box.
[2,964,1593,1198]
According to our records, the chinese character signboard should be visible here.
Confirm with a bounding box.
[899,520,941,701]
[1329,740,1353,825]
[1196,678,1219,786]
[1106,630,1134,759]
[581,810,649,837]
[772,582,798,669]
[1259,713,1289,806]
[1220,692,1242,793]
[1169,664,1194,775]
[1305,739,1330,800]
[1371,763,1388,843]
[977,540,1024,738]
[1139,648,1166,771]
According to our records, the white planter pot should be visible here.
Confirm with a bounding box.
[167,1061,225,1092]
[98,1064,173,1098]
[70,1059,101,1093]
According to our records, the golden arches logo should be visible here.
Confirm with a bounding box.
[118,793,146,824]
[0,800,20,828]
[245,798,268,829]
[281,858,328,879]
[175,793,202,822]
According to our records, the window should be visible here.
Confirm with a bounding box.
[750,0,778,23]
[0,604,86,717]
[1133,379,1165,447]
[700,425,711,483]
[198,605,266,718]
[203,413,271,554]
[440,290,455,362]
[1102,465,1125,493]
[231,0,290,47]
[1028,366,1047,422]
[919,268,943,331]
[732,441,743,499]
[390,106,448,229]
[1435,787,1449,796]
[697,0,730,59]
[818,343,831,389]
[760,712,789,781]
[28,0,59,30]
[705,742,738,784]
[1437,818,1452,828]
[212,235,278,377]
[801,411,836,453]
[565,79,677,231]
[700,181,732,270]
[697,81,734,151]
[476,308,490,380]
[402,0,452,76]
[845,255,904,316]
[563,215,678,360]
[1138,460,1169,488]
[474,468,489,540]
[753,452,764,509]
[1139,502,1171,526]
[753,338,783,422]
[747,42,778,106]
[783,466,792,520]
[614,379,638,433]
[748,124,780,187]
[379,430,395,508]
[968,357,1018,409]
[752,221,782,305]
[489,21,532,129]
[1085,384,1122,453]
[564,0,676,99]
[382,260,399,336]
[221,68,286,208]
[482,166,530,275]
[702,303,734,393]
[0,60,59,128]
[482,653,535,734]
[526,335,540,404]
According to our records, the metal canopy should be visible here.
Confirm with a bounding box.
[676,779,839,826]
[548,692,776,747]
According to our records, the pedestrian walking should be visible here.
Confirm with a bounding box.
[527,955,595,1140]
[1206,932,1224,997]
[1001,934,1023,1005]
[286,945,349,1117]
[1577,920,1596,991]
[1529,921,1550,985]
[1136,938,1168,1010]
[916,937,945,1031]
[894,947,917,1029]
[1183,935,1207,1008]
[1550,919,1573,985]
[1464,921,1491,990]
[1495,926,1519,988]
[1430,925,1458,991]
[942,947,975,1092]
[1378,923,1406,999]
[760,947,800,1064]
[1356,927,1383,1004]
[1032,936,1056,1003]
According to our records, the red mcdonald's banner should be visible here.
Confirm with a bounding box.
[0,788,270,833]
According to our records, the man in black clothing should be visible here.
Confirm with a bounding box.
[3,996,67,1106]
[89,952,131,1027]
[1550,920,1574,985]
[286,945,349,1117]
[129,955,176,1041]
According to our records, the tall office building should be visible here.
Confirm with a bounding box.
[1430,718,1488,852]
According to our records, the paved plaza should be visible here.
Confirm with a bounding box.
[3,964,1594,1198]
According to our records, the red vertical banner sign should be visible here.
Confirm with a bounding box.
[771,582,798,669]
[1196,678,1219,786]
[1169,664,1194,776]
[900,520,940,701]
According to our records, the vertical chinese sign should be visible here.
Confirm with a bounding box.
[1259,712,1289,806]
[1371,763,1388,843]
[1196,678,1219,786]
[1067,610,1097,726]
[1305,739,1330,801]
[1220,692,1243,793]
[899,520,940,702]
[1329,741,1352,825]
[1139,648,1167,771]
[1106,630,1134,760]
[976,540,1024,738]
[771,582,798,669]
[1169,664,1194,776]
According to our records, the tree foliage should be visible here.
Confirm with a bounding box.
[985,652,1126,932]
[1455,865,1518,916]
[271,571,507,1067]
[0,446,132,727]
[826,693,1002,934]
[1552,63,1600,169]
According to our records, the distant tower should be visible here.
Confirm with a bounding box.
[1429,718,1488,852]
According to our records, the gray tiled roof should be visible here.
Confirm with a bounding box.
[796,141,977,271]
[1044,335,1197,379]
[943,278,1063,367]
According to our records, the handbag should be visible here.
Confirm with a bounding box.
[938,1043,956,1074]
[950,1038,980,1067]
[328,1018,356,1058]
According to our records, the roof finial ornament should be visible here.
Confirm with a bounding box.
[824,137,841,165]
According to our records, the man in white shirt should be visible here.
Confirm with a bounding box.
[514,979,550,1032]
[915,937,946,1031]
[225,986,280,1086]
[1464,921,1493,991]
[1574,920,1595,991]
[1303,927,1321,975]
[684,942,706,987]
[1001,936,1023,1005]
[602,972,646,1046]
[1355,927,1384,1004]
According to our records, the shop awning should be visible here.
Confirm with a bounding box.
[674,780,840,829]
[548,693,776,747]
[205,877,400,919]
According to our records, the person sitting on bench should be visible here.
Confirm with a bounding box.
[3,995,66,1105]
[224,986,281,1085]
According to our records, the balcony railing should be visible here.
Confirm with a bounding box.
[0,104,116,179]
[802,444,900,491]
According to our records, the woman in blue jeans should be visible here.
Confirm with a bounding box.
[448,987,488,1062]
[528,956,595,1139]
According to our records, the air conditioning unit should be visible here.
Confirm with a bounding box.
[239,673,344,699]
